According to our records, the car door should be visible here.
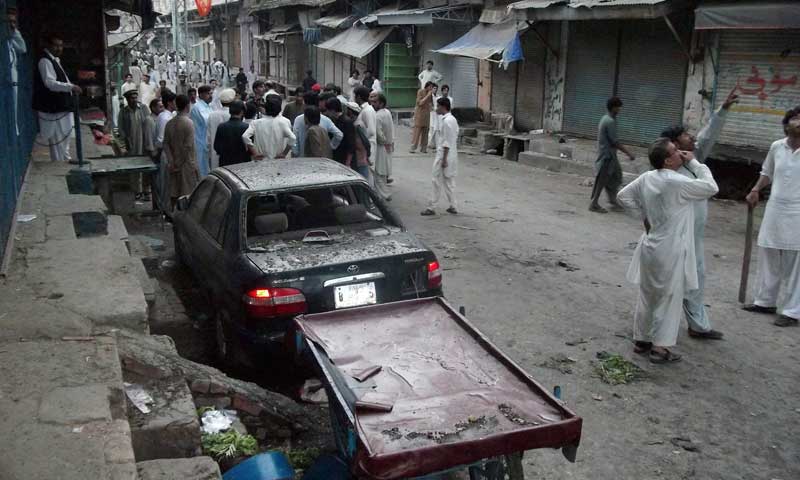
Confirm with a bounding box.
[179,177,217,276]
[196,179,233,299]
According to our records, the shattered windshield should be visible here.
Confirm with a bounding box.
[245,183,398,251]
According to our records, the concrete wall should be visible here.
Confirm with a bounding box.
[543,21,568,133]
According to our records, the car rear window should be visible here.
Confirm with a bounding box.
[245,183,395,247]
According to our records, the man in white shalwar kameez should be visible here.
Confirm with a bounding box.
[659,89,739,340]
[421,97,459,216]
[190,85,214,176]
[743,107,800,327]
[206,88,235,171]
[372,93,393,201]
[353,86,377,182]
[34,36,81,162]
[617,138,719,363]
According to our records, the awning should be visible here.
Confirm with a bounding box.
[433,19,525,68]
[360,5,474,26]
[191,35,214,47]
[105,9,141,47]
[249,0,335,13]
[316,26,393,58]
[695,1,800,30]
[479,6,512,24]
[254,24,301,43]
[315,14,356,29]
[509,0,688,21]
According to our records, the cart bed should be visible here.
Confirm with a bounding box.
[295,297,582,479]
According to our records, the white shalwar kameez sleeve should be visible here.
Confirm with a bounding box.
[427,112,459,211]
[38,55,75,161]
[617,159,718,347]
[752,139,800,320]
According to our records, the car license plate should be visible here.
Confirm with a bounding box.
[334,282,377,309]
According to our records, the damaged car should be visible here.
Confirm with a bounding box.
[172,158,443,366]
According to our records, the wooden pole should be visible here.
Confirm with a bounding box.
[739,203,755,303]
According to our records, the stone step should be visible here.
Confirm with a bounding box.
[0,336,138,480]
[137,457,221,480]
[23,237,149,333]
[517,151,639,183]
[126,375,202,461]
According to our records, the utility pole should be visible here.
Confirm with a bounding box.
[171,0,179,53]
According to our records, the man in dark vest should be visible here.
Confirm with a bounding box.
[33,34,81,162]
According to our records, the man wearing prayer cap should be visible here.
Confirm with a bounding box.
[206,88,237,170]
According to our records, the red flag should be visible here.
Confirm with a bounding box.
[195,0,212,17]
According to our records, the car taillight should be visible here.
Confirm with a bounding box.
[427,260,442,289]
[242,287,307,318]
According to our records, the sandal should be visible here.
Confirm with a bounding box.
[649,349,682,364]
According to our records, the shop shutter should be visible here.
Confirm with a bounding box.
[514,29,547,131]
[491,62,516,116]
[616,19,687,145]
[452,56,478,108]
[562,22,618,137]
[716,30,800,151]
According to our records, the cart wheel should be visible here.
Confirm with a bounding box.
[504,453,524,480]
[468,453,524,480]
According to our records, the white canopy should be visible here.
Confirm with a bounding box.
[316,26,393,58]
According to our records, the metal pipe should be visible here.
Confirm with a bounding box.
[663,16,693,63]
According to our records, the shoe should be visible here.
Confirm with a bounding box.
[384,196,392,202]
[420,209,436,216]
[649,349,682,364]
[774,315,799,327]
[609,203,625,212]
[446,207,458,214]
[742,304,777,314]
[387,178,394,184]
[589,204,608,214]
[420,149,428,154]
[409,148,417,154]
[688,328,724,340]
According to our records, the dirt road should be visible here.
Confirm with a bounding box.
[385,125,798,480]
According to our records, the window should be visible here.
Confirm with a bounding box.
[245,183,395,248]
[187,178,217,223]
[202,181,232,243]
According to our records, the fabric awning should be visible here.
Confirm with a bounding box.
[479,6,512,24]
[249,0,335,13]
[695,1,800,30]
[433,20,525,68]
[315,14,356,29]
[509,0,685,20]
[316,26,393,58]
[361,6,433,26]
[254,24,301,43]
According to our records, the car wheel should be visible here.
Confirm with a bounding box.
[215,309,236,367]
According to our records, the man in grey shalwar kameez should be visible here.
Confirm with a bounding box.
[589,97,635,213]
[118,90,154,156]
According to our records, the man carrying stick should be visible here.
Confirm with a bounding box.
[742,106,800,327]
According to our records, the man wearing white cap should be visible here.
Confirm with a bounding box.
[138,73,157,112]
[206,88,236,170]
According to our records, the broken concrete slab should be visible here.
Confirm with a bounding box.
[23,237,148,332]
[40,191,107,216]
[0,284,94,341]
[39,384,113,424]
[137,457,222,480]
[128,376,202,461]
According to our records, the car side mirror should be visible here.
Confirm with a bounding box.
[176,195,190,211]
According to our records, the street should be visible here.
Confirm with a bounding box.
[128,124,799,480]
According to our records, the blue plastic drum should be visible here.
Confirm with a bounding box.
[222,451,295,480]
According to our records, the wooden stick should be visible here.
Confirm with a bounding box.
[739,204,755,303]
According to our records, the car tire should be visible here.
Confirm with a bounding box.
[214,309,237,368]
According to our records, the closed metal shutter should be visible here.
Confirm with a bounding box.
[514,29,547,131]
[563,22,618,137]
[716,30,800,151]
[616,20,687,144]
[452,56,478,108]
[491,62,516,115]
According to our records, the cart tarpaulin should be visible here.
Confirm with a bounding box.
[432,20,525,69]
[315,26,394,59]
[695,1,800,30]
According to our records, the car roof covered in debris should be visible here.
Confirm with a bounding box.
[219,158,364,192]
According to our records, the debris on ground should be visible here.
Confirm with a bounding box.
[565,337,591,346]
[199,408,238,434]
[279,447,322,470]
[594,351,645,385]
[557,260,580,272]
[124,382,154,414]
[450,225,477,231]
[670,436,700,453]
[299,378,328,404]
[579,178,595,187]
[202,429,258,460]
[592,394,603,401]
[540,353,577,374]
